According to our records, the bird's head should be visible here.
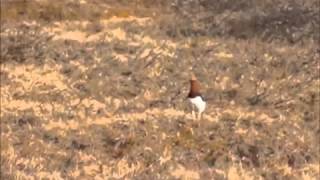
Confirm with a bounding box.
[191,72,197,81]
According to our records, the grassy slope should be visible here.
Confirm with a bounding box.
[1,0,319,179]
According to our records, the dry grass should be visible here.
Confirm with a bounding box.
[1,0,319,179]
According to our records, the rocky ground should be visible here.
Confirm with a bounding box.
[1,0,319,179]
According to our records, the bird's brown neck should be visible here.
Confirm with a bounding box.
[188,80,202,98]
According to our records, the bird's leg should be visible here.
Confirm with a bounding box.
[197,111,202,120]
[191,105,196,120]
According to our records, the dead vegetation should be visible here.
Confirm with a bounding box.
[1,0,319,179]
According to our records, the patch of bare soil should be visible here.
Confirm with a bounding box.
[1,0,319,179]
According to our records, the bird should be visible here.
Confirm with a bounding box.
[187,72,206,120]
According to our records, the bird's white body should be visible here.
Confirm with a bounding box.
[189,96,206,120]
[189,96,206,113]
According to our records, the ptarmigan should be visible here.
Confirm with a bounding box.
[187,73,206,120]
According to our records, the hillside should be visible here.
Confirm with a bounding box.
[1,0,319,179]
